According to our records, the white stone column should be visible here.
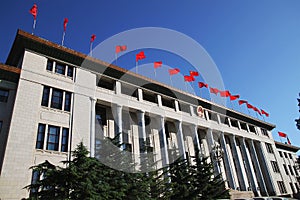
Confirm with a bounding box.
[192,125,201,154]
[220,133,236,189]
[229,135,246,191]
[138,88,143,101]
[175,120,186,159]
[158,116,169,167]
[113,104,123,145]
[90,97,96,157]
[137,110,146,153]
[175,100,180,112]
[239,137,258,195]
[157,95,162,107]
[115,81,121,95]
[249,139,268,196]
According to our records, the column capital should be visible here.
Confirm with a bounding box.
[89,97,96,102]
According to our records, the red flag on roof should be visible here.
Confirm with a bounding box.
[287,137,291,145]
[278,132,287,138]
[261,109,269,117]
[154,61,162,69]
[219,90,231,97]
[29,4,37,20]
[136,51,146,61]
[169,68,180,75]
[238,100,247,105]
[209,87,219,95]
[184,75,195,82]
[90,34,96,43]
[247,103,254,109]
[116,45,127,53]
[190,71,199,77]
[198,82,208,88]
[230,94,240,101]
[63,18,68,31]
[253,107,262,115]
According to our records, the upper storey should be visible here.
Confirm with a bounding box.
[5,29,275,131]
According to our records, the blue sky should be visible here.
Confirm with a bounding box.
[1,1,300,147]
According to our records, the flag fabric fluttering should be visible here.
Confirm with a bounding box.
[198,82,208,88]
[90,34,96,43]
[169,68,180,75]
[278,132,287,138]
[190,71,199,77]
[253,107,262,115]
[238,100,248,105]
[154,61,162,69]
[184,75,195,82]
[261,109,269,117]
[63,18,68,32]
[29,4,37,20]
[219,90,231,97]
[230,94,240,101]
[287,137,291,145]
[116,45,127,53]
[209,87,219,95]
[136,51,146,61]
[247,103,254,109]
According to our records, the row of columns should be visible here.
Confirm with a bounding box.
[90,102,274,196]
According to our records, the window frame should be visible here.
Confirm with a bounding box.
[36,123,46,149]
[55,62,66,75]
[0,89,9,102]
[61,128,69,152]
[50,88,63,110]
[46,125,60,151]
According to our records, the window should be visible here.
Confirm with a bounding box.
[46,60,53,71]
[61,128,69,152]
[0,121,2,133]
[231,119,239,128]
[36,124,45,149]
[30,170,40,195]
[290,183,295,194]
[289,153,292,159]
[240,122,248,131]
[55,62,65,75]
[248,125,256,133]
[279,151,283,157]
[271,161,280,173]
[288,165,294,176]
[67,66,74,78]
[41,86,50,107]
[265,143,274,154]
[277,181,287,193]
[51,89,63,109]
[0,89,9,102]
[261,128,269,137]
[284,152,288,158]
[283,164,289,175]
[294,166,299,176]
[64,92,71,111]
[47,125,60,151]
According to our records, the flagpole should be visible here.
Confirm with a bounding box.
[115,53,118,65]
[185,82,188,92]
[170,75,173,87]
[136,61,138,74]
[154,68,157,79]
[62,31,66,46]
[32,19,36,35]
[90,42,93,57]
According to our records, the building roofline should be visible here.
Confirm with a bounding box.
[275,141,300,153]
[0,63,20,83]
[5,29,276,130]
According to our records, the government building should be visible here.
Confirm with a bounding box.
[0,30,299,199]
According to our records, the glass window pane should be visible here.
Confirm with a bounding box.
[36,124,45,149]
[55,63,65,75]
[0,89,9,102]
[41,86,50,107]
[67,66,73,78]
[46,60,53,71]
[64,92,71,112]
[47,125,59,151]
[51,89,63,110]
[61,128,69,152]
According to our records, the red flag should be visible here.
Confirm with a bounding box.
[190,71,199,77]
[198,82,208,88]
[116,45,127,53]
[247,103,254,109]
[261,109,269,117]
[278,132,287,138]
[209,87,219,95]
[63,18,68,31]
[90,34,96,43]
[136,51,146,61]
[287,137,291,145]
[230,94,240,101]
[169,68,180,75]
[184,75,195,82]
[154,61,162,69]
[238,100,247,105]
[29,4,37,20]
[253,107,262,115]
[219,90,231,97]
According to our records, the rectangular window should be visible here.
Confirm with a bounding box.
[67,66,74,78]
[64,92,71,111]
[47,125,60,151]
[271,161,280,173]
[265,143,274,154]
[0,89,9,102]
[41,86,50,107]
[231,119,239,128]
[248,125,256,133]
[288,165,294,176]
[261,128,269,137]
[290,183,295,194]
[277,181,287,193]
[284,152,288,158]
[51,89,63,109]
[30,170,40,195]
[46,60,53,71]
[289,153,292,159]
[55,63,66,75]
[294,166,299,176]
[283,164,289,175]
[36,124,45,149]
[61,128,69,152]
[279,151,283,157]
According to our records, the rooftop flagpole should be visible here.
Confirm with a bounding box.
[62,18,68,46]
[29,4,37,35]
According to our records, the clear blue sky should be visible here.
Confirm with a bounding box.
[1,1,300,147]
